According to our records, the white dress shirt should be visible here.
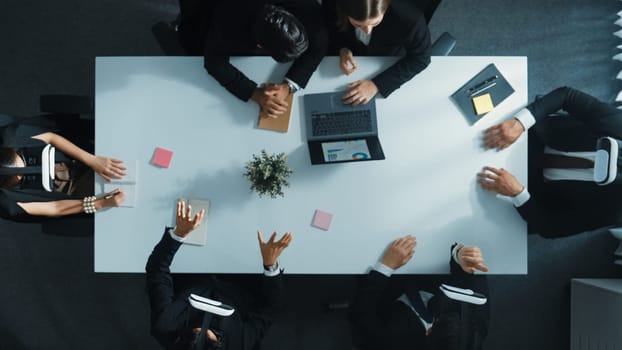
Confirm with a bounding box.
[511,108,597,207]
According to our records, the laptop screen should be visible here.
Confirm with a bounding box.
[321,139,371,162]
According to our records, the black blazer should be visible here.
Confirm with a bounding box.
[349,245,489,350]
[203,0,328,102]
[145,230,283,350]
[517,87,622,238]
[324,0,431,98]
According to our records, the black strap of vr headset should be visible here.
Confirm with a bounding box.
[0,166,40,175]
[195,312,213,350]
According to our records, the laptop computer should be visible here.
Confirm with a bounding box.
[304,91,385,165]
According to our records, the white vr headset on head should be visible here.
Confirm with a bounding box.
[439,284,487,305]
[188,293,235,317]
[594,136,622,186]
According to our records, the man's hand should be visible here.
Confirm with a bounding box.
[89,156,127,182]
[339,48,357,75]
[381,235,416,270]
[478,166,524,196]
[457,246,489,273]
[251,85,289,119]
[173,200,205,238]
[342,80,378,106]
[483,119,525,150]
[264,83,290,101]
[257,231,292,266]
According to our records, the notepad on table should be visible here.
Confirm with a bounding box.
[103,160,138,207]
[311,209,333,231]
[152,147,174,168]
[472,93,494,115]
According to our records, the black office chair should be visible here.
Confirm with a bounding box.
[415,0,457,56]
[152,20,186,56]
[39,94,93,116]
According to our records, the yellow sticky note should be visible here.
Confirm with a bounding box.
[472,93,494,115]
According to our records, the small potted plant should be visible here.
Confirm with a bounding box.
[243,150,293,198]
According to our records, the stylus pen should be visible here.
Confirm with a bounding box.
[103,190,120,199]
[466,75,499,94]
[470,82,497,97]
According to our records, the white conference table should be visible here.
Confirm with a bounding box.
[95,56,527,274]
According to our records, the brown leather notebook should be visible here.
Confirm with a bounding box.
[257,93,293,133]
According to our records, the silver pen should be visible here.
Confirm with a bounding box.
[470,82,497,97]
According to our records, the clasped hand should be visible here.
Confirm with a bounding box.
[252,83,290,119]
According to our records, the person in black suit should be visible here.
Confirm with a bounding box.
[479,87,622,238]
[322,0,431,105]
[350,235,490,350]
[145,200,293,349]
[178,0,328,118]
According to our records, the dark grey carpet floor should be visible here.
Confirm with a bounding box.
[1,0,621,349]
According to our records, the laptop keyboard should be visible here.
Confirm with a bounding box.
[311,110,372,137]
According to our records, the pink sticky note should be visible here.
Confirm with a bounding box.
[311,209,333,231]
[151,147,174,168]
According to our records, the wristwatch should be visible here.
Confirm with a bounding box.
[263,263,279,273]
[285,80,298,94]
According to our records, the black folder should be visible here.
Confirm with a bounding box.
[450,63,515,125]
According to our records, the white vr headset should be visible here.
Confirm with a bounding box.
[188,293,235,317]
[0,144,55,192]
[594,136,622,186]
[439,284,487,305]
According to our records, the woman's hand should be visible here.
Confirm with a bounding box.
[342,80,379,106]
[339,48,357,75]
[96,188,126,209]
[90,156,127,181]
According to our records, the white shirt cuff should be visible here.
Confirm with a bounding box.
[373,262,395,277]
[514,108,536,130]
[168,227,187,242]
[284,77,301,92]
[451,243,464,265]
[263,267,282,277]
[511,188,531,207]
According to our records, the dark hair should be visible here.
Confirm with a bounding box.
[336,0,391,31]
[0,147,20,188]
[252,5,309,63]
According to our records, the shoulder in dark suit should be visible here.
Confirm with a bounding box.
[518,87,622,237]
[325,0,431,97]
[145,229,284,349]
[202,0,328,101]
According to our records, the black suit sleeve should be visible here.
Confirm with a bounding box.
[242,273,285,344]
[349,270,393,348]
[284,1,329,88]
[527,86,622,139]
[371,11,431,98]
[516,193,615,238]
[203,37,258,102]
[145,229,191,336]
